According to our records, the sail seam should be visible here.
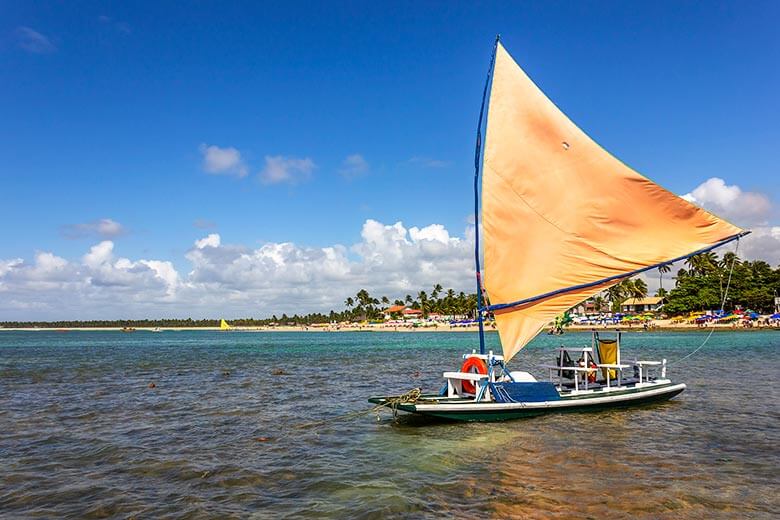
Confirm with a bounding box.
[482,160,571,237]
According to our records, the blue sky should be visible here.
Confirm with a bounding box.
[1,1,778,319]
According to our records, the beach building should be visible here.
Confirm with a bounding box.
[383,304,406,320]
[621,296,665,313]
[402,308,423,318]
[572,300,600,315]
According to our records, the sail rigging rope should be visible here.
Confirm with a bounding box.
[670,238,740,365]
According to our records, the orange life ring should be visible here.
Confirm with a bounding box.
[460,357,488,394]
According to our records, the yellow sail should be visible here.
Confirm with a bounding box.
[220,319,233,331]
[482,43,744,362]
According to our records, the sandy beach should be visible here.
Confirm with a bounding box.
[2,319,778,333]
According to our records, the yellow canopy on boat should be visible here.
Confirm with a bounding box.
[481,43,744,363]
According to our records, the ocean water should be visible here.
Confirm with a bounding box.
[0,330,778,519]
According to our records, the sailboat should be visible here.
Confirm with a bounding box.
[368,38,748,421]
[220,319,234,331]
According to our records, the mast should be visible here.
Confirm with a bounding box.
[473,35,500,355]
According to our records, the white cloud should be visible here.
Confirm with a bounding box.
[0,219,475,320]
[200,144,248,178]
[0,258,23,278]
[194,234,221,249]
[260,155,316,185]
[2,207,776,321]
[62,218,126,240]
[740,226,780,267]
[15,27,56,54]
[682,177,771,225]
[339,154,369,179]
[682,178,778,266]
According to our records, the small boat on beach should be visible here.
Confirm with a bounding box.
[369,38,748,422]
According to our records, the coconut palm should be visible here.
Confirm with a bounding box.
[631,278,648,298]
[417,290,429,317]
[658,263,672,291]
[686,252,718,276]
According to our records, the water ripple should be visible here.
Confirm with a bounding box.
[0,330,778,518]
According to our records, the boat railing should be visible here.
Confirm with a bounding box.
[629,359,667,383]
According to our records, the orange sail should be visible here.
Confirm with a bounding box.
[481,43,744,362]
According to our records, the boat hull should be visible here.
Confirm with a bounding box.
[368,382,685,422]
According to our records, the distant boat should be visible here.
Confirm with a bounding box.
[151,327,162,333]
[369,37,748,421]
[220,319,234,331]
[121,327,136,333]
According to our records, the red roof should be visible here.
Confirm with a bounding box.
[402,308,423,315]
[385,304,406,313]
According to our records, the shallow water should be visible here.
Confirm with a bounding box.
[1,330,778,519]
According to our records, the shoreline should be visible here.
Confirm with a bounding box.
[1,323,778,333]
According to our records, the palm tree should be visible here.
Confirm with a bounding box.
[344,297,354,309]
[445,288,456,315]
[606,285,625,312]
[686,252,717,276]
[658,263,671,291]
[720,251,741,271]
[417,290,429,317]
[631,278,647,298]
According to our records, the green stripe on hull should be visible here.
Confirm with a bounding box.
[370,384,685,422]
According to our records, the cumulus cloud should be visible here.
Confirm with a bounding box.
[682,178,778,266]
[194,234,221,249]
[15,27,56,54]
[682,177,771,225]
[200,144,248,178]
[740,226,780,267]
[260,155,316,185]
[339,154,369,179]
[0,219,475,320]
[61,218,126,240]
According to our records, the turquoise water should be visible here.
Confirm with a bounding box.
[1,330,778,518]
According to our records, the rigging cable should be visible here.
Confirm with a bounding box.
[670,238,740,365]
